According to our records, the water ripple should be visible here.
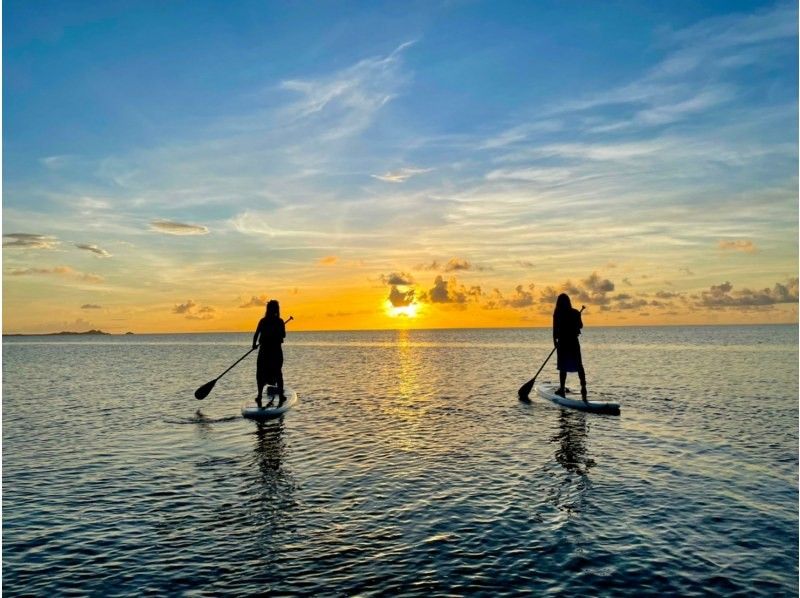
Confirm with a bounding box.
[3,326,798,596]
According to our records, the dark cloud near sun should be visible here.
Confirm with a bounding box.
[421,275,481,305]
[388,285,415,307]
[150,219,209,235]
[3,233,59,249]
[81,304,102,309]
[381,272,414,286]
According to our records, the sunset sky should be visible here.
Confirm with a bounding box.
[3,0,798,333]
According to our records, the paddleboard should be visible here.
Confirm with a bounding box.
[242,387,298,420]
[535,383,620,415]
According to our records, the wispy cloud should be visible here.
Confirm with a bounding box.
[7,266,103,283]
[371,167,432,183]
[150,220,209,235]
[81,304,102,309]
[3,233,59,249]
[718,239,757,253]
[318,255,338,266]
[279,41,414,141]
[75,243,112,257]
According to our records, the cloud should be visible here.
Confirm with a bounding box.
[279,40,414,140]
[421,275,481,305]
[75,243,112,258]
[188,306,216,320]
[7,266,103,283]
[387,285,415,307]
[504,284,536,308]
[81,304,102,309]
[539,286,559,304]
[655,290,683,299]
[612,297,650,310]
[442,257,490,273]
[444,258,473,272]
[485,167,573,183]
[172,299,197,314]
[718,239,757,253]
[172,299,216,319]
[559,272,616,306]
[371,167,432,183]
[415,261,441,271]
[3,233,59,249]
[239,295,269,308]
[150,219,209,235]
[381,272,414,286]
[697,278,798,308]
[318,255,338,265]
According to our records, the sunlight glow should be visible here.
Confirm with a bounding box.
[386,301,419,318]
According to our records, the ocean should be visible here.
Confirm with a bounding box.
[3,325,798,596]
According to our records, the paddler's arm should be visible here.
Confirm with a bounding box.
[252,321,262,349]
[553,315,559,348]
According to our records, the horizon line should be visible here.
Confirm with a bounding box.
[3,321,798,336]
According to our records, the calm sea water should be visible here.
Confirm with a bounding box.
[3,325,798,596]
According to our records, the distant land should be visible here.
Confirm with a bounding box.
[4,329,114,337]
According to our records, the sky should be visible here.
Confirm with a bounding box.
[2,0,798,333]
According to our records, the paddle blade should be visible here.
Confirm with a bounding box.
[194,379,217,400]
[518,378,535,400]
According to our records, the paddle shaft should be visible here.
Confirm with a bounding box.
[530,347,556,383]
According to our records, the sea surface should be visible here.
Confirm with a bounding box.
[3,325,798,596]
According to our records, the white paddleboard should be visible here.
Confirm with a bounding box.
[242,387,298,420]
[535,383,620,415]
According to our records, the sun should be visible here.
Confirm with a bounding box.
[385,301,420,318]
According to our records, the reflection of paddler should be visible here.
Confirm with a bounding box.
[253,420,285,473]
[551,410,592,475]
[252,299,286,408]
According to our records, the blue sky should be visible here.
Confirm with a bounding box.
[3,0,798,332]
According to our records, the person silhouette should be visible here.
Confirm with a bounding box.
[553,293,588,402]
[252,299,286,407]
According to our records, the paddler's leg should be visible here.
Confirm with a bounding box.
[578,366,587,402]
[256,379,265,408]
[556,371,567,397]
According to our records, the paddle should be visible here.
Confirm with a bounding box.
[194,316,293,400]
[518,306,584,401]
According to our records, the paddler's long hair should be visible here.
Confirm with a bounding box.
[554,293,572,316]
[266,299,280,319]
[553,293,574,329]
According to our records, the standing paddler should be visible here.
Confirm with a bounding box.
[553,293,588,402]
[252,299,286,407]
